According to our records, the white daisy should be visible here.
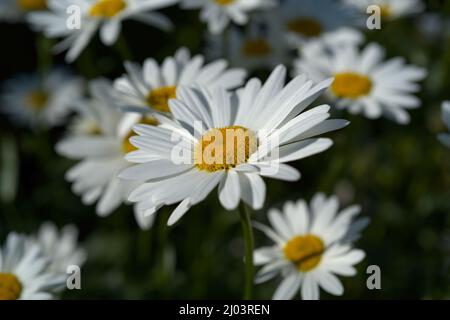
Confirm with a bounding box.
[28,0,178,63]
[438,101,450,148]
[180,0,277,34]
[34,222,87,273]
[1,68,83,128]
[0,232,66,300]
[113,47,246,118]
[253,193,368,300]
[344,0,424,20]
[0,0,47,23]
[56,79,156,230]
[294,41,427,124]
[275,0,360,47]
[119,65,349,226]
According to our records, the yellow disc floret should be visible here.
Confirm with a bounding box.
[0,273,22,300]
[242,39,271,57]
[122,116,159,154]
[27,90,48,111]
[215,0,235,5]
[17,0,47,11]
[283,235,324,272]
[331,72,372,99]
[146,86,177,113]
[287,17,323,37]
[195,126,257,172]
[89,0,127,18]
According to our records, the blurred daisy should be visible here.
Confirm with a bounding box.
[113,47,246,121]
[34,222,87,273]
[119,65,349,226]
[56,79,156,230]
[0,232,66,300]
[344,0,424,20]
[28,0,178,63]
[180,0,276,34]
[276,0,359,47]
[438,101,450,148]
[254,193,368,300]
[295,41,427,124]
[0,0,48,22]
[1,68,83,128]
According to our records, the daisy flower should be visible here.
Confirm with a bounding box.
[1,68,83,128]
[56,79,156,230]
[344,0,424,20]
[180,0,277,34]
[34,222,87,273]
[254,193,368,300]
[438,101,450,148]
[119,65,349,226]
[28,0,178,63]
[0,232,66,300]
[275,0,360,47]
[0,0,47,23]
[294,41,427,124]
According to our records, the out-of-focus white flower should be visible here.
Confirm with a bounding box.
[295,41,427,124]
[119,65,349,226]
[344,0,424,20]
[438,101,450,148]
[254,193,368,300]
[34,222,87,273]
[180,0,277,34]
[0,0,48,23]
[56,79,156,230]
[0,232,66,300]
[28,0,178,63]
[1,68,83,128]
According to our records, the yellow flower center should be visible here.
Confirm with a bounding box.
[215,0,235,5]
[287,17,323,37]
[89,0,127,18]
[146,86,177,113]
[16,0,47,11]
[283,235,324,272]
[241,39,271,57]
[27,90,48,111]
[380,4,392,18]
[122,116,159,154]
[195,126,257,172]
[0,273,22,300]
[331,72,372,99]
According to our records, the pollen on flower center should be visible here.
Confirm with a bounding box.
[331,72,372,99]
[27,90,49,111]
[16,0,47,11]
[122,116,159,154]
[379,5,392,18]
[283,235,324,272]
[214,0,235,6]
[0,272,22,300]
[195,126,257,172]
[146,86,177,113]
[242,39,271,57]
[287,17,323,37]
[89,0,127,18]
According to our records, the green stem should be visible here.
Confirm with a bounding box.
[238,202,254,300]
[115,34,133,61]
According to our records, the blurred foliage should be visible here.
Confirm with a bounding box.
[1,1,450,299]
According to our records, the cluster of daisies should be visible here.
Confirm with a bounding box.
[0,0,447,300]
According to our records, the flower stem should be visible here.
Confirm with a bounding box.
[238,202,254,300]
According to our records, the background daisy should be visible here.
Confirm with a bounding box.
[344,0,424,20]
[0,0,48,23]
[254,193,368,300]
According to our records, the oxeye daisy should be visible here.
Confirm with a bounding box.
[180,0,277,34]
[294,41,427,124]
[113,47,246,127]
[438,101,450,148]
[0,0,48,22]
[119,65,349,226]
[56,79,156,230]
[253,193,368,300]
[344,0,424,20]
[28,0,178,63]
[34,222,87,273]
[1,68,83,128]
[0,233,66,300]
[275,0,360,47]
